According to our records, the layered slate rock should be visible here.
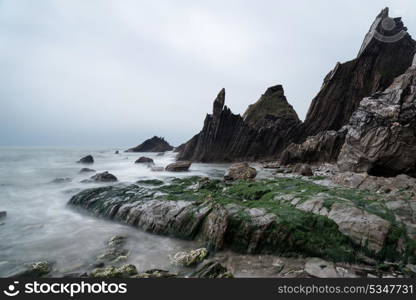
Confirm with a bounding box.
[126,136,173,152]
[178,87,301,162]
[69,176,414,262]
[338,61,416,177]
[303,8,416,137]
[280,130,347,165]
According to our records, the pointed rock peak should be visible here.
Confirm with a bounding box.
[212,88,225,118]
[358,7,412,57]
[243,85,299,129]
[263,84,284,96]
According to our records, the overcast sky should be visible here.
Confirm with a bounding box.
[0,0,415,147]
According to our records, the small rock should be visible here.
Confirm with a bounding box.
[135,157,154,164]
[304,258,338,278]
[79,168,96,173]
[90,264,138,278]
[293,164,313,176]
[115,150,119,154]
[90,172,117,182]
[0,211,6,219]
[224,163,257,181]
[171,248,208,267]
[191,261,233,278]
[165,161,192,172]
[77,155,94,164]
[15,261,53,277]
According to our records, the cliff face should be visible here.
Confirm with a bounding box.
[177,87,301,162]
[178,8,416,165]
[303,8,416,137]
[337,60,416,177]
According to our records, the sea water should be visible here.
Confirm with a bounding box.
[0,147,230,277]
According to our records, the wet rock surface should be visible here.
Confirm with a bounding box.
[90,171,118,182]
[224,163,257,181]
[68,175,415,266]
[165,161,191,172]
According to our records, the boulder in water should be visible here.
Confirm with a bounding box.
[165,161,191,172]
[79,168,96,173]
[90,172,117,182]
[77,155,94,164]
[135,157,154,164]
[293,164,313,176]
[0,211,6,219]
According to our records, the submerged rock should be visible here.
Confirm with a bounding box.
[165,161,191,172]
[115,150,119,154]
[190,261,233,278]
[0,211,7,219]
[50,177,72,184]
[224,163,257,181]
[77,155,94,164]
[135,157,154,164]
[126,136,173,152]
[90,172,118,182]
[171,248,208,267]
[79,168,96,173]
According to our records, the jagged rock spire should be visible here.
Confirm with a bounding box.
[212,88,225,119]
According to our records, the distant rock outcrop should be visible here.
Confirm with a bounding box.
[303,8,416,137]
[77,155,94,164]
[126,136,173,153]
[178,87,301,162]
[338,61,416,177]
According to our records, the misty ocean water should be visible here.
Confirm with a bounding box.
[0,147,230,277]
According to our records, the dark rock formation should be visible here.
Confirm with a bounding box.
[77,155,94,164]
[280,130,347,165]
[303,8,416,137]
[224,163,257,181]
[178,87,301,162]
[243,85,299,129]
[0,211,6,219]
[165,161,191,172]
[115,150,119,154]
[90,171,118,182]
[79,168,96,173]
[337,61,416,177]
[135,157,154,164]
[126,136,173,152]
[68,176,412,260]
